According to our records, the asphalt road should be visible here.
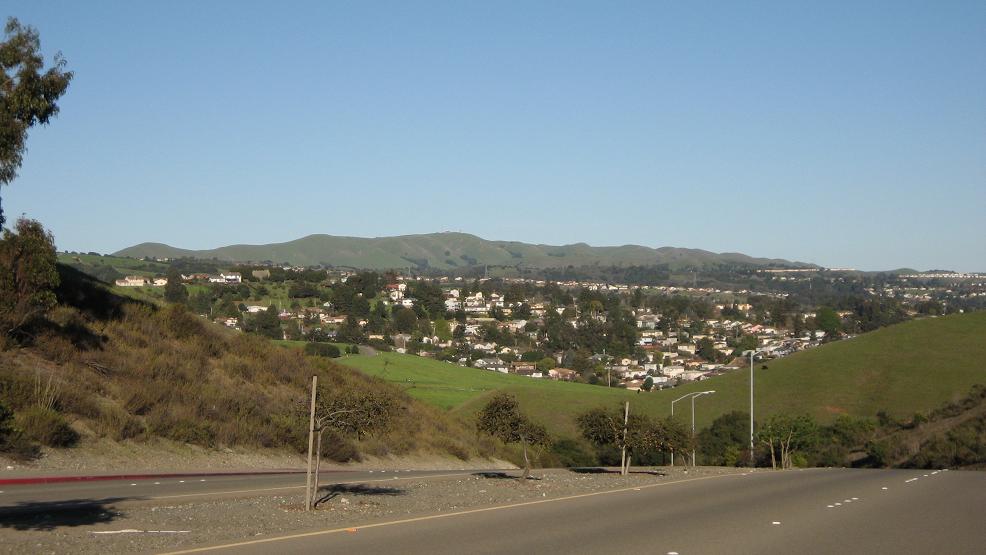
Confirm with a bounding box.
[163,468,986,555]
[0,468,482,508]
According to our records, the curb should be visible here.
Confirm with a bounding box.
[0,469,317,486]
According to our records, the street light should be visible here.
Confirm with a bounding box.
[670,390,715,467]
[743,349,763,466]
[690,391,715,466]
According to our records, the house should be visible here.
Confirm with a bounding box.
[475,358,509,373]
[152,277,168,287]
[677,344,697,356]
[115,275,149,287]
[251,269,271,280]
[510,361,537,375]
[210,272,242,284]
[548,368,578,381]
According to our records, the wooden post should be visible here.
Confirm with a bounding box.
[304,375,317,511]
[620,401,629,476]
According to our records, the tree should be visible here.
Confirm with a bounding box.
[0,18,73,227]
[163,267,188,304]
[814,307,841,339]
[757,414,819,469]
[0,217,59,339]
[642,376,654,392]
[245,306,282,339]
[698,411,750,466]
[577,405,689,473]
[476,393,550,479]
[308,386,398,508]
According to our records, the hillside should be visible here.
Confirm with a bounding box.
[328,312,986,438]
[114,232,813,271]
[650,311,986,428]
[0,266,481,465]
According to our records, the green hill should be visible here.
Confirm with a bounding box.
[333,312,986,437]
[113,232,812,271]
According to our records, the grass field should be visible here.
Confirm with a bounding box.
[320,311,986,438]
[648,310,986,428]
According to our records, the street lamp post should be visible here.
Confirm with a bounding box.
[670,390,715,467]
[690,391,715,466]
[744,349,761,466]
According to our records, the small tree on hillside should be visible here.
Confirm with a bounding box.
[476,393,550,479]
[163,267,188,304]
[0,218,59,341]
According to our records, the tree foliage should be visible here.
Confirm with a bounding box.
[756,413,819,469]
[0,18,73,226]
[577,405,689,471]
[476,393,550,478]
[0,217,59,340]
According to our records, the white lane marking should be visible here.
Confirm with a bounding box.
[772,521,781,525]
[130,483,137,486]
[668,552,679,555]
[200,479,206,482]
[835,502,842,506]
[931,471,939,475]
[923,474,929,477]
[369,471,374,473]
[92,529,190,535]
[154,482,161,485]
[905,478,918,483]
[179,480,185,483]
[881,487,888,490]
[844,499,852,503]
[827,505,834,508]
[851,497,859,500]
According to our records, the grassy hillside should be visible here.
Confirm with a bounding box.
[114,232,812,270]
[327,312,986,439]
[0,266,480,463]
[651,311,986,429]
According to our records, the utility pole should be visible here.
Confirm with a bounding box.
[304,375,317,511]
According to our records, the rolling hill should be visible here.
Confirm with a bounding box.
[327,311,986,438]
[114,232,813,270]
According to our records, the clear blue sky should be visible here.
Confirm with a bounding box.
[4,1,985,271]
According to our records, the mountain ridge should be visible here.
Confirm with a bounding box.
[114,232,817,271]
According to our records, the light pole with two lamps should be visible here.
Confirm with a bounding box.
[670,390,715,467]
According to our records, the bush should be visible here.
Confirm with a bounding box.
[304,342,340,358]
[549,438,597,467]
[17,407,79,447]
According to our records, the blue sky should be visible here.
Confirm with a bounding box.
[4,1,985,271]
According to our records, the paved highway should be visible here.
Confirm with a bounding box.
[0,468,483,508]
[163,468,986,555]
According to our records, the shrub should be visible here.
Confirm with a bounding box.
[549,438,597,467]
[17,407,79,447]
[304,342,340,358]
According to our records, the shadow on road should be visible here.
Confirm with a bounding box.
[0,498,135,531]
[314,483,405,507]
[471,472,542,481]
[569,467,666,476]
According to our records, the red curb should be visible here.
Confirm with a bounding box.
[0,469,350,486]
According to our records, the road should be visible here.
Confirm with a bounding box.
[0,468,481,508]
[162,468,986,555]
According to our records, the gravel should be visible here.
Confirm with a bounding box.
[0,466,750,554]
